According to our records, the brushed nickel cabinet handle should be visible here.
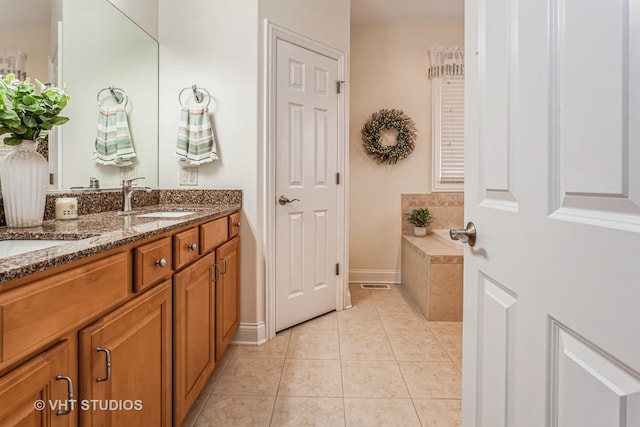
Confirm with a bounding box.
[96,347,111,382]
[220,258,227,274]
[54,375,74,415]
[188,243,198,251]
[154,258,167,267]
[213,264,220,283]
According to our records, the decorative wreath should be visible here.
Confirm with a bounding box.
[361,108,417,165]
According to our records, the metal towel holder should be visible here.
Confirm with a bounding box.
[178,84,211,107]
[97,85,128,107]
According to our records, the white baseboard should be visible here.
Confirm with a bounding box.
[232,322,267,346]
[349,269,401,284]
[344,290,352,309]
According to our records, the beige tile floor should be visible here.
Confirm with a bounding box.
[182,284,463,427]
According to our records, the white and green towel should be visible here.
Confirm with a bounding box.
[94,105,136,166]
[176,106,218,165]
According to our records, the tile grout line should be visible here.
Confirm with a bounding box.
[268,330,293,426]
[337,306,347,427]
[380,297,425,426]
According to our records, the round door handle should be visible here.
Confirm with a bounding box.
[154,258,167,267]
[188,243,197,251]
[235,221,240,228]
[279,195,300,205]
[450,222,477,247]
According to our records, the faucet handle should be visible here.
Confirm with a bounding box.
[122,177,146,186]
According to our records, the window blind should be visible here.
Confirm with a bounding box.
[439,77,464,184]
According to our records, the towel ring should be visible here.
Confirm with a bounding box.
[178,84,211,107]
[97,85,128,107]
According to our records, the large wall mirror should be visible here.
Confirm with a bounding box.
[0,0,159,190]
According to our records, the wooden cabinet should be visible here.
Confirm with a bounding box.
[215,236,240,361]
[200,216,228,254]
[79,280,172,426]
[228,211,240,238]
[172,227,199,270]
[0,252,129,366]
[0,340,73,426]
[0,209,240,427]
[133,237,172,293]
[172,254,215,426]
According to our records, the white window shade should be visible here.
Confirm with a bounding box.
[432,76,464,191]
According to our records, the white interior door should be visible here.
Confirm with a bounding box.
[275,39,339,331]
[463,1,640,426]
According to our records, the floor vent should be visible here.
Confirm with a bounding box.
[360,283,391,290]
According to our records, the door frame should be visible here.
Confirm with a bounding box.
[263,20,349,339]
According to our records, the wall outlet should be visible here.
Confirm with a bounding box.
[179,167,198,186]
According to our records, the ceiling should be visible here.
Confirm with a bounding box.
[4,0,463,32]
[350,0,464,24]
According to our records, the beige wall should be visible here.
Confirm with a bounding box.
[349,21,463,282]
[158,0,350,340]
[0,26,50,82]
[158,0,260,328]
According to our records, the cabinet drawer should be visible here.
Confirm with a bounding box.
[173,227,200,270]
[0,252,129,364]
[134,237,172,292]
[228,212,240,239]
[200,216,228,253]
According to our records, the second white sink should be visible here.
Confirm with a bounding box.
[136,211,196,218]
[0,240,68,258]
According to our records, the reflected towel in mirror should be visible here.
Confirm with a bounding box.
[94,105,136,167]
[176,106,218,165]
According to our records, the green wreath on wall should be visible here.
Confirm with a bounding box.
[361,108,417,165]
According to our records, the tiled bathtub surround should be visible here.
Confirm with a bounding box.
[401,193,464,322]
[401,235,463,321]
[401,193,464,235]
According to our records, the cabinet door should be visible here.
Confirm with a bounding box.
[215,236,240,361]
[173,253,215,426]
[79,281,172,427]
[0,340,74,427]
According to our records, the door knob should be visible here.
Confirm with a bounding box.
[278,195,300,205]
[450,222,477,247]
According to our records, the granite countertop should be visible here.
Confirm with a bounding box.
[0,202,241,284]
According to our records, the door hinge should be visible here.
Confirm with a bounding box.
[335,263,340,276]
[336,80,345,94]
[336,173,340,185]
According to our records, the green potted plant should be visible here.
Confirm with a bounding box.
[407,208,432,236]
[0,74,70,227]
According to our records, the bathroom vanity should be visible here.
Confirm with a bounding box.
[0,193,241,426]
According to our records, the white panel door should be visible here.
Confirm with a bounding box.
[463,0,640,426]
[275,39,338,331]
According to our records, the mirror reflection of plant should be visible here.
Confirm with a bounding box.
[0,74,70,146]
[407,208,433,227]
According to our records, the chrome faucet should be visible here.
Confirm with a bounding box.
[122,177,151,212]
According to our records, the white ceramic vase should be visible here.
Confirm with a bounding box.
[0,140,48,227]
[413,226,427,237]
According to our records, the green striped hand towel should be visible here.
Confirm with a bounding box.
[94,105,136,166]
[176,106,218,165]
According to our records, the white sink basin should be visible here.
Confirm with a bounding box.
[136,211,196,218]
[0,240,67,258]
